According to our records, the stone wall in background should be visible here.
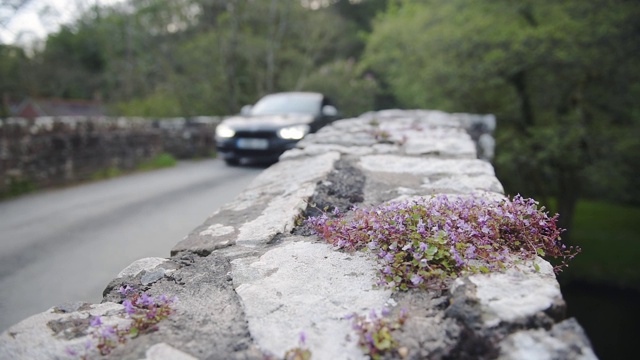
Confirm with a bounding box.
[0,116,221,197]
[0,109,597,360]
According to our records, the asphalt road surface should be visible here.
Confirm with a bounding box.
[0,159,263,331]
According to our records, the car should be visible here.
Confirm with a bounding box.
[215,92,340,165]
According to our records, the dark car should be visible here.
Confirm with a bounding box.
[215,92,340,165]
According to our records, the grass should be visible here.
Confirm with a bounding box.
[136,153,177,171]
[92,153,177,180]
[557,199,640,290]
[0,178,37,199]
[90,167,125,181]
[1,153,180,201]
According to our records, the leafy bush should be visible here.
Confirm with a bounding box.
[114,88,184,117]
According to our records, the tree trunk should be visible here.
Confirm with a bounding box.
[508,70,535,129]
[225,0,240,113]
[556,167,580,242]
[265,0,288,93]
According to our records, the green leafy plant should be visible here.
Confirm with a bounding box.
[307,195,580,290]
[283,332,312,360]
[347,308,408,360]
[66,286,176,358]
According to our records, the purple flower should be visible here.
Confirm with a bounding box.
[343,313,356,320]
[123,299,136,315]
[381,307,391,317]
[465,245,477,259]
[365,333,374,345]
[90,316,102,327]
[118,285,135,296]
[417,219,426,234]
[369,309,378,320]
[100,325,116,339]
[451,247,465,266]
[137,293,155,307]
[146,307,158,319]
[410,274,423,286]
[299,331,307,345]
[306,192,575,289]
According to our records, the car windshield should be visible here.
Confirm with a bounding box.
[250,93,321,116]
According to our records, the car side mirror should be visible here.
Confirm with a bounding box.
[322,105,338,117]
[240,105,253,116]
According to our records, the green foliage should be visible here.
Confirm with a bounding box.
[299,59,380,117]
[308,195,579,290]
[90,167,124,181]
[348,308,407,360]
[115,90,184,118]
[137,153,178,171]
[89,153,176,181]
[0,177,37,199]
[37,21,108,99]
[0,45,32,112]
[560,200,640,290]
[66,286,176,358]
[282,334,312,360]
[5,0,638,234]
[362,0,640,232]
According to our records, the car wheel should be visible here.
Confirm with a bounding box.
[224,157,240,166]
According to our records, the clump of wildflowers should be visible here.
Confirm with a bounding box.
[307,195,580,290]
[347,308,408,360]
[66,286,176,358]
[283,331,312,360]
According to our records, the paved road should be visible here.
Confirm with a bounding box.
[0,159,263,331]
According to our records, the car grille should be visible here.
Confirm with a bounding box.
[234,130,276,139]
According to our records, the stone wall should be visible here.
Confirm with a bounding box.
[0,110,596,360]
[0,116,220,197]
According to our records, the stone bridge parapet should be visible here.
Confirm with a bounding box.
[0,116,221,197]
[0,110,596,360]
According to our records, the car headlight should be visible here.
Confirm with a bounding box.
[216,124,235,138]
[278,125,309,140]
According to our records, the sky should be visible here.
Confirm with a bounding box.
[1,0,123,45]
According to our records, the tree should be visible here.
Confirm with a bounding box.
[0,44,32,115]
[363,0,640,238]
[298,59,379,117]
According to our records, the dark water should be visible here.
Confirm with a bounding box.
[560,281,640,360]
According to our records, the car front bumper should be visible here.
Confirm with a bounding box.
[216,137,299,163]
